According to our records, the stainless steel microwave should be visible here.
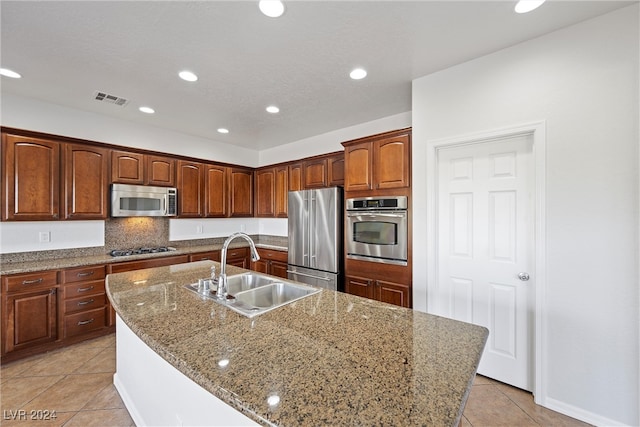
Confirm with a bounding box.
[110,183,177,217]
[346,196,408,266]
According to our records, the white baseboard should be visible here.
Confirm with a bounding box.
[544,397,630,427]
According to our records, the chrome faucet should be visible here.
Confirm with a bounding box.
[216,232,260,300]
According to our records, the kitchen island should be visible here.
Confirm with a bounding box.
[106,260,488,426]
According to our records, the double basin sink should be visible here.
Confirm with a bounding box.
[184,272,321,318]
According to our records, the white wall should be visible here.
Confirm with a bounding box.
[169,218,287,241]
[258,111,411,166]
[412,5,638,426]
[1,93,259,166]
[0,221,104,253]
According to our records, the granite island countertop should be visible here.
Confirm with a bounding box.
[106,261,489,427]
[0,236,287,275]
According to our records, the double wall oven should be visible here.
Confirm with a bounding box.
[346,196,408,266]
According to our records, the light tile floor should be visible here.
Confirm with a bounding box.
[1,333,591,427]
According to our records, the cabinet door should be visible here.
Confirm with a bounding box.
[111,150,144,185]
[2,134,60,220]
[4,288,58,353]
[328,154,345,187]
[288,163,303,191]
[345,275,374,300]
[204,164,228,217]
[303,158,327,188]
[373,134,410,189]
[375,279,411,308]
[147,155,176,187]
[252,259,269,274]
[229,168,253,217]
[63,144,109,219]
[270,261,288,279]
[274,166,288,218]
[344,142,372,191]
[177,160,204,217]
[255,168,275,217]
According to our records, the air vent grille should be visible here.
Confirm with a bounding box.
[93,91,129,107]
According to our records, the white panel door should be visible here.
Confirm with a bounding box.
[437,134,534,391]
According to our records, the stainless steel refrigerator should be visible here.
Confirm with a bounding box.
[287,187,343,291]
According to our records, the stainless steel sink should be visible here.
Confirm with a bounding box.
[234,282,318,308]
[184,272,321,318]
[225,272,275,294]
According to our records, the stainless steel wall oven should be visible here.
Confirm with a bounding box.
[346,196,408,266]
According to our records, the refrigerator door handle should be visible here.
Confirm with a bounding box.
[287,270,331,282]
[310,193,317,268]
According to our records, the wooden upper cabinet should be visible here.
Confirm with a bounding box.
[111,150,144,185]
[255,166,288,218]
[373,134,410,189]
[63,144,109,219]
[204,164,228,218]
[303,158,327,189]
[146,155,176,187]
[274,166,288,218]
[176,160,204,217]
[344,141,373,192]
[327,154,345,187]
[112,151,175,187]
[255,168,275,217]
[342,129,411,192]
[288,163,303,192]
[229,168,253,217]
[2,134,61,220]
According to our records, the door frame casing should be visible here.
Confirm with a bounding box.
[425,121,546,403]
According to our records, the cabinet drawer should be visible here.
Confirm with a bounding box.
[189,251,221,262]
[4,271,58,293]
[258,248,287,263]
[65,279,105,297]
[225,247,248,259]
[65,293,106,315]
[62,265,106,284]
[65,307,106,338]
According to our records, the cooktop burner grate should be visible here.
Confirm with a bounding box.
[109,247,175,257]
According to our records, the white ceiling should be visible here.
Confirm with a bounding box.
[0,1,634,150]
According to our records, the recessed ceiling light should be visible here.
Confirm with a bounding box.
[259,0,285,18]
[217,128,229,134]
[0,68,22,79]
[350,68,367,80]
[178,70,198,82]
[514,0,546,13]
[266,105,280,114]
[139,106,155,114]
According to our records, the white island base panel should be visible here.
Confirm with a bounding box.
[114,315,258,427]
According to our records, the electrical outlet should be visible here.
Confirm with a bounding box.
[196,225,203,234]
[39,231,51,243]
[240,224,246,232]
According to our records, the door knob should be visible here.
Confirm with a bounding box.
[518,272,530,281]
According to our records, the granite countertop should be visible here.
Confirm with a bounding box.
[0,236,287,275]
[106,261,489,426]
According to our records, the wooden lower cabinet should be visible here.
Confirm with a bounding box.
[224,247,251,269]
[189,251,221,262]
[62,265,108,338]
[345,274,411,308]
[251,248,288,279]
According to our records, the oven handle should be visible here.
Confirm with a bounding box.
[346,212,406,218]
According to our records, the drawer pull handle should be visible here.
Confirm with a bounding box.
[77,286,94,292]
[77,271,95,278]
[77,318,95,326]
[22,278,44,285]
[77,299,95,306]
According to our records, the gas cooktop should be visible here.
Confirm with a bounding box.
[109,247,176,257]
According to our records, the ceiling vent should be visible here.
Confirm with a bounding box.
[93,91,129,107]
